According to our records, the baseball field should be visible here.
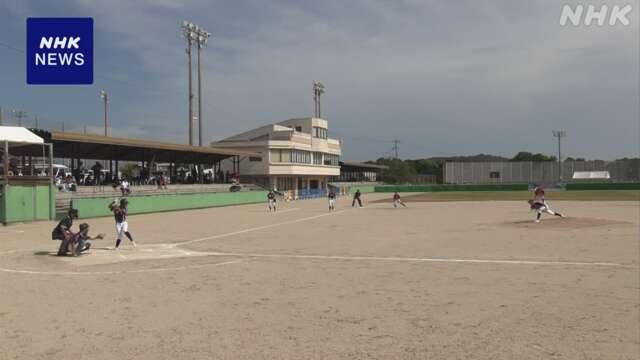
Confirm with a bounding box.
[1,192,638,359]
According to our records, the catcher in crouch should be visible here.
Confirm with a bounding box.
[529,186,565,223]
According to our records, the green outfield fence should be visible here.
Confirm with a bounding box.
[374,183,640,192]
[71,191,269,219]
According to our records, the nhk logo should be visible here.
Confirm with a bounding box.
[27,18,93,84]
[559,4,633,26]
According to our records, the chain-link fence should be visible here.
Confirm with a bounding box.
[444,160,639,184]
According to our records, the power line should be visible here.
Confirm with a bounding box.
[0,40,23,53]
[0,39,187,97]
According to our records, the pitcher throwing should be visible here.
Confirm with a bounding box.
[529,186,565,223]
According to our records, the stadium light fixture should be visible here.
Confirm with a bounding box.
[181,21,212,146]
[313,81,326,118]
[100,89,108,136]
[552,130,567,181]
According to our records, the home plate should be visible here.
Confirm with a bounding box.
[57,244,214,266]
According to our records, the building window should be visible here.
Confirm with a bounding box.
[281,149,291,162]
[270,149,281,162]
[291,150,311,164]
[313,152,323,165]
[313,127,327,139]
[324,154,339,166]
[249,157,262,162]
[295,126,302,132]
[490,171,500,178]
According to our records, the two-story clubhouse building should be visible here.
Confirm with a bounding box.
[212,117,341,194]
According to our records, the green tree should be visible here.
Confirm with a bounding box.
[375,158,417,184]
[511,151,533,161]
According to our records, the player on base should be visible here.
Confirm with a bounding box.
[267,190,277,212]
[393,192,407,208]
[529,186,565,223]
[109,198,137,249]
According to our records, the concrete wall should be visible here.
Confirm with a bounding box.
[1,182,55,224]
[445,160,640,184]
[72,190,268,219]
[375,184,529,192]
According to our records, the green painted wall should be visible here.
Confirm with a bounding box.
[354,185,376,193]
[375,184,529,192]
[566,182,640,191]
[0,185,5,223]
[2,183,54,224]
[72,191,269,219]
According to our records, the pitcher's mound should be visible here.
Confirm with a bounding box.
[503,217,629,230]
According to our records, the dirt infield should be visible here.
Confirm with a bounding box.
[1,194,638,359]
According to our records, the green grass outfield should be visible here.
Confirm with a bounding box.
[394,190,640,202]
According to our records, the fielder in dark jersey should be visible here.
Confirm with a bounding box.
[352,189,363,207]
[267,191,277,212]
[328,190,336,211]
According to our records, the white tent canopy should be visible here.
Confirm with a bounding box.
[0,126,44,144]
[572,171,611,179]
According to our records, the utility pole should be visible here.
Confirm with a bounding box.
[61,121,65,132]
[12,110,27,127]
[0,106,3,126]
[392,140,400,159]
[34,115,39,128]
[100,90,109,136]
[313,81,325,118]
[552,130,567,182]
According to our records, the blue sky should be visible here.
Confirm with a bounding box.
[0,0,638,160]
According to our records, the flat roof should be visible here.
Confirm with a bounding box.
[32,130,257,163]
[340,161,389,170]
[0,126,44,144]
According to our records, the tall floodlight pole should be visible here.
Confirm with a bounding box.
[100,89,108,136]
[182,21,196,145]
[196,27,210,146]
[12,110,27,127]
[313,81,325,118]
[552,130,567,182]
[393,140,400,159]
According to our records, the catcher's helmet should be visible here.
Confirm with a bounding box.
[79,223,89,231]
[120,198,129,206]
[68,208,79,218]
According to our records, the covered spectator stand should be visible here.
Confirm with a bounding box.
[0,126,55,224]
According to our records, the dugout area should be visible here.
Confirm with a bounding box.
[2,128,261,224]
[1,127,56,224]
